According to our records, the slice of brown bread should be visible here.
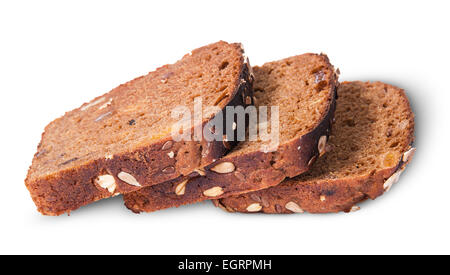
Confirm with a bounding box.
[123,53,338,213]
[215,81,415,214]
[25,41,253,216]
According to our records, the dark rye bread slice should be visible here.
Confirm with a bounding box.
[25,41,253,216]
[215,81,415,214]
[124,53,338,213]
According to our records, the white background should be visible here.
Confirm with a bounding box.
[0,0,449,255]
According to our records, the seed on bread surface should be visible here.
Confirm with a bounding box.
[203,186,224,197]
[275,204,283,213]
[81,97,106,111]
[246,203,263,212]
[98,98,113,110]
[118,172,141,187]
[194,168,206,176]
[261,197,270,208]
[402,147,416,163]
[285,202,304,213]
[167,151,175,159]
[161,141,173,151]
[162,166,175,174]
[318,135,327,156]
[210,162,235,174]
[36,149,47,158]
[308,155,317,167]
[234,171,246,182]
[94,111,112,122]
[175,180,189,196]
[250,194,261,202]
[95,175,116,193]
[383,169,404,192]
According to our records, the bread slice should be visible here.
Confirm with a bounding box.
[215,81,415,214]
[123,53,338,213]
[25,41,253,215]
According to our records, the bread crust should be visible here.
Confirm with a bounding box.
[216,82,416,214]
[215,147,414,214]
[25,42,253,216]
[123,54,339,213]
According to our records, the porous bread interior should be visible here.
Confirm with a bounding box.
[28,42,243,180]
[299,81,414,181]
[230,54,334,155]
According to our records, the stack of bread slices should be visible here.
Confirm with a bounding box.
[25,41,415,216]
